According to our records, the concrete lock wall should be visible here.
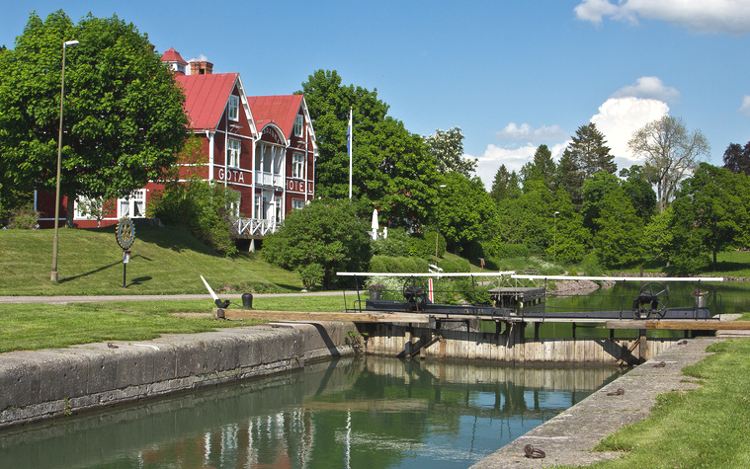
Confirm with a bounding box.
[361,323,676,365]
[0,322,358,429]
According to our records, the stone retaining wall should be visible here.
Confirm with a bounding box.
[0,321,357,429]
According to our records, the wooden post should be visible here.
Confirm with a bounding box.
[638,329,647,363]
[533,322,540,341]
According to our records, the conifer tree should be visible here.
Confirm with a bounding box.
[566,123,616,178]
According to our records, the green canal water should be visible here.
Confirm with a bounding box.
[0,357,620,469]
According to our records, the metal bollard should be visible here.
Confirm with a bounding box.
[241,293,253,309]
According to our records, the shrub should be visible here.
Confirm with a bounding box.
[148,179,238,255]
[299,263,325,290]
[7,204,39,229]
[371,227,411,257]
[482,238,529,260]
[437,257,471,272]
[369,255,429,273]
[262,199,371,288]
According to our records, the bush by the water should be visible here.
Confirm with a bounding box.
[148,179,238,255]
[262,199,371,288]
[370,255,430,273]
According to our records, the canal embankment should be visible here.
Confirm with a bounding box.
[472,337,719,468]
[0,321,357,429]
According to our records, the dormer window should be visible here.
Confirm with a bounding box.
[293,114,304,137]
[228,95,239,122]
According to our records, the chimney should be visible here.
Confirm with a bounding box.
[190,59,213,75]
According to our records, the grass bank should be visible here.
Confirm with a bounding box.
[0,225,302,295]
[581,339,750,468]
[0,294,350,352]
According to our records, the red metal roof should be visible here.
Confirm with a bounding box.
[176,73,238,130]
[160,48,188,65]
[247,95,304,138]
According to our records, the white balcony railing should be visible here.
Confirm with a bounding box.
[255,171,283,188]
[233,217,281,238]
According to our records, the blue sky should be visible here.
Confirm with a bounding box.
[2,0,749,187]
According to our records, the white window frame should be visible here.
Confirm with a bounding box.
[74,196,101,219]
[118,189,146,219]
[292,199,305,211]
[228,190,241,218]
[227,138,241,168]
[292,153,304,179]
[228,95,239,122]
[293,114,303,137]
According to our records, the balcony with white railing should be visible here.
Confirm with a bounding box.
[255,171,284,189]
[232,217,281,239]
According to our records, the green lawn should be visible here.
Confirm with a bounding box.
[609,250,750,278]
[0,225,302,295]
[0,294,350,352]
[580,339,750,468]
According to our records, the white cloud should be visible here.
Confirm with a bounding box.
[470,142,568,190]
[575,0,750,34]
[612,76,680,103]
[740,95,750,115]
[590,96,669,165]
[496,122,566,143]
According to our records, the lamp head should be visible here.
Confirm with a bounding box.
[63,40,79,48]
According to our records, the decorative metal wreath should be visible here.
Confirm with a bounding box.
[115,217,136,250]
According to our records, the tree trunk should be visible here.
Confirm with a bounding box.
[713,249,717,266]
[66,195,74,228]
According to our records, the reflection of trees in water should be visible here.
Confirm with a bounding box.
[0,357,615,469]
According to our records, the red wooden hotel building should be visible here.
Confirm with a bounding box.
[36,48,317,241]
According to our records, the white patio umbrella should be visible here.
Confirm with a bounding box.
[371,209,379,240]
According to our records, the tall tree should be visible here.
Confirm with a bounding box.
[424,127,476,176]
[628,116,710,212]
[435,172,498,252]
[556,148,584,206]
[564,123,616,178]
[670,163,750,266]
[620,165,657,221]
[581,172,621,233]
[0,11,188,224]
[722,141,750,175]
[593,188,644,268]
[521,144,556,191]
[489,164,520,203]
[300,69,438,229]
[546,189,590,263]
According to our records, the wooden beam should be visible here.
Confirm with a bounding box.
[220,309,432,324]
[605,320,750,331]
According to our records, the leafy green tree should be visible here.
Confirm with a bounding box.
[669,164,750,266]
[300,70,438,229]
[424,127,476,176]
[581,172,621,232]
[496,184,556,253]
[521,144,556,191]
[642,207,674,265]
[489,164,521,203]
[629,116,709,212]
[546,189,590,263]
[723,141,750,175]
[620,165,657,221]
[556,148,584,206]
[593,189,644,268]
[435,172,498,252]
[564,123,616,178]
[262,199,371,288]
[0,11,187,224]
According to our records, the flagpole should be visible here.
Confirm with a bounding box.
[348,107,353,200]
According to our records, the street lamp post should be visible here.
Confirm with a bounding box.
[50,39,79,283]
[435,184,447,259]
[553,211,560,263]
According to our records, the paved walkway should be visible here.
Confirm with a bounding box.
[473,337,719,468]
[0,290,355,304]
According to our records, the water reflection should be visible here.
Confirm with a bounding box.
[0,358,619,469]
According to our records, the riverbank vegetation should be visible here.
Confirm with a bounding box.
[586,339,750,468]
[0,294,350,352]
[258,70,750,283]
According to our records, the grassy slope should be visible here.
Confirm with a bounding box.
[0,294,350,352]
[582,340,750,468]
[609,251,750,277]
[0,226,302,295]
